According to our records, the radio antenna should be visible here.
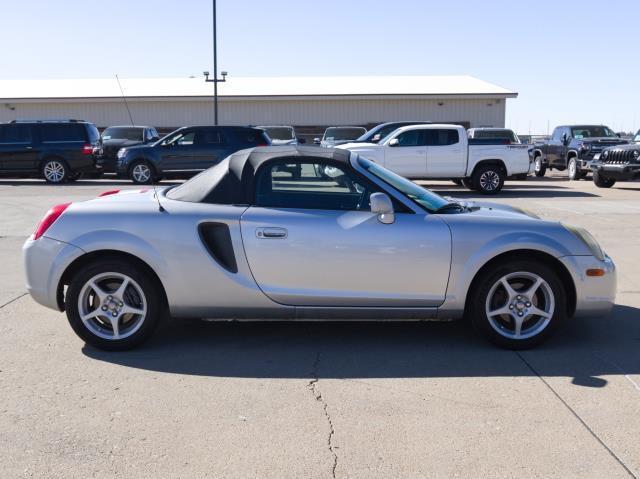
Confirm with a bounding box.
[115,74,164,212]
[115,74,135,126]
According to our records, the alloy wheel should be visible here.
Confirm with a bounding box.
[479,170,500,191]
[77,272,147,340]
[132,164,152,183]
[43,161,66,183]
[485,271,555,340]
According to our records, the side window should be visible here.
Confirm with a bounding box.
[255,161,377,211]
[394,130,425,147]
[425,129,459,146]
[176,131,195,145]
[551,128,561,141]
[41,124,86,142]
[0,124,32,144]
[195,129,223,145]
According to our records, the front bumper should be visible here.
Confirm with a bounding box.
[23,236,85,311]
[593,162,640,180]
[560,254,616,318]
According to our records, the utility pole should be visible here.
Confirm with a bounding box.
[203,0,227,125]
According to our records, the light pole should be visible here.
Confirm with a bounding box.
[203,0,227,125]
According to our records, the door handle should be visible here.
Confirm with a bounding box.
[256,227,288,239]
[25,146,33,150]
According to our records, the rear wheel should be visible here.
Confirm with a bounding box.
[129,161,154,185]
[65,259,164,351]
[469,260,566,349]
[42,159,69,184]
[472,164,505,195]
[534,157,546,177]
[593,169,616,188]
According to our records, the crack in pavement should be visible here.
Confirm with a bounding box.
[516,351,637,478]
[308,352,338,479]
[0,292,27,309]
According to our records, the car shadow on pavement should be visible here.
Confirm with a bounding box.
[83,304,640,387]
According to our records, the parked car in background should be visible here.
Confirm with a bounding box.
[115,126,270,184]
[96,125,159,173]
[0,119,100,183]
[338,124,531,194]
[591,129,640,188]
[354,121,432,144]
[468,128,521,144]
[532,125,627,180]
[256,125,304,146]
[315,126,367,147]
[23,146,616,351]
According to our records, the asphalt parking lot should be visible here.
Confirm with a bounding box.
[1,176,640,478]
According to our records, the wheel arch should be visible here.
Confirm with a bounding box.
[57,250,168,312]
[471,159,507,177]
[464,249,577,318]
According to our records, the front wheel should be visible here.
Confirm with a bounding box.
[468,260,566,349]
[593,169,616,188]
[567,158,584,181]
[472,165,505,195]
[534,157,546,177]
[129,161,155,185]
[65,258,165,350]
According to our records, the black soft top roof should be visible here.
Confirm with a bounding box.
[166,146,352,205]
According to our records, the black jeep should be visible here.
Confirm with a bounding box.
[591,130,640,188]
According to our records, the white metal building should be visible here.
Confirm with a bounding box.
[0,76,516,133]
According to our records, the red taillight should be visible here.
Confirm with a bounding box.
[33,203,71,240]
[98,189,120,197]
[82,144,94,155]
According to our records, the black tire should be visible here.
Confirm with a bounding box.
[567,157,583,181]
[452,179,463,186]
[129,160,155,185]
[472,164,505,195]
[461,178,476,190]
[534,157,546,177]
[65,258,165,351]
[41,158,69,184]
[593,170,616,188]
[468,260,566,349]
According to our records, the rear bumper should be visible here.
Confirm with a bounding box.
[559,254,616,318]
[23,236,85,311]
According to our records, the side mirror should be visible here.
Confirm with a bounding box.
[372,134,382,143]
[313,138,321,145]
[370,192,395,224]
[388,138,400,147]
[561,133,568,145]
[297,138,306,144]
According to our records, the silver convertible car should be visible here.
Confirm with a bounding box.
[23,147,616,351]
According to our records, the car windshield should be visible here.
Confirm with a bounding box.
[571,126,617,139]
[102,127,143,141]
[261,127,295,141]
[357,157,450,213]
[324,127,366,141]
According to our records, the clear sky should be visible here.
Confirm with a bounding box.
[1,0,639,134]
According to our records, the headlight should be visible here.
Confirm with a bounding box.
[564,224,605,261]
[579,144,591,153]
[633,150,639,160]
[117,148,126,159]
[603,150,609,158]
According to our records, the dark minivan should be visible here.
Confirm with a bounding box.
[116,126,271,184]
[0,120,101,183]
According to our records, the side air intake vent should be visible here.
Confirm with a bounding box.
[198,223,238,273]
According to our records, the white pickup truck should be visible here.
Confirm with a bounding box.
[338,124,531,194]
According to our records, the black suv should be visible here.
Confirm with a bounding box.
[0,120,101,183]
[591,130,640,188]
[116,126,271,184]
[96,125,160,173]
[532,125,627,180]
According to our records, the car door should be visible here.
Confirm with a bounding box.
[159,129,196,171]
[547,127,563,167]
[0,124,38,171]
[240,159,452,307]
[192,128,225,170]
[425,128,466,177]
[381,129,427,178]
